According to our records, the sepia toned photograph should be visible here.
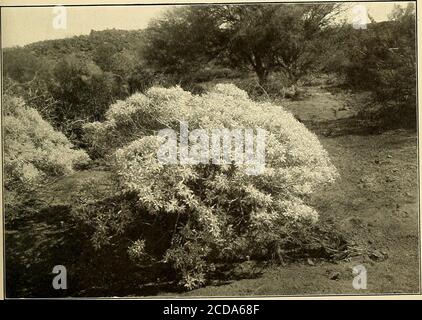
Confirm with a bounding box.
[1,0,419,298]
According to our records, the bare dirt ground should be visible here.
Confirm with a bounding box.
[5,85,419,297]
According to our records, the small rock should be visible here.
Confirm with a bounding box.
[329,271,340,280]
[387,155,392,159]
[381,251,389,258]
[307,258,315,266]
[369,250,387,261]
[386,176,395,183]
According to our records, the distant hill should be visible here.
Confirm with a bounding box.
[3,28,148,139]
[4,29,145,61]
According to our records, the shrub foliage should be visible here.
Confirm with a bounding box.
[332,4,416,129]
[3,94,89,224]
[79,84,339,289]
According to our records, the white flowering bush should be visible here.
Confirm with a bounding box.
[79,84,339,289]
[4,94,90,224]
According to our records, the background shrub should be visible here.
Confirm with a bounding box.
[326,3,416,129]
[3,94,90,225]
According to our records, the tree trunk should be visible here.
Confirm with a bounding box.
[256,67,269,86]
[253,53,269,86]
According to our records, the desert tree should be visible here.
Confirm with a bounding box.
[143,3,345,85]
[143,6,227,76]
[342,3,416,128]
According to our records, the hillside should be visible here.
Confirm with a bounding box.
[4,29,145,61]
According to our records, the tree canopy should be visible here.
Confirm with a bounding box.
[143,4,345,84]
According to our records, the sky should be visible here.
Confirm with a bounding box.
[1,2,410,48]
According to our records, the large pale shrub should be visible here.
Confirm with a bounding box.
[3,94,90,223]
[80,84,338,289]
